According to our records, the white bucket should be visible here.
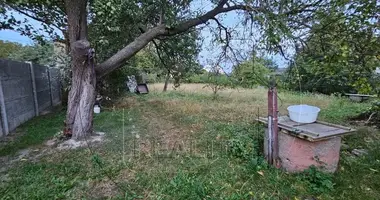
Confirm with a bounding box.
[287,104,320,123]
[94,105,100,114]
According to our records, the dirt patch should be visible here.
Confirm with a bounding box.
[56,132,106,150]
[0,148,42,168]
[0,147,51,179]
[0,132,107,177]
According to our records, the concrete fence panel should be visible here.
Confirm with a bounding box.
[34,64,51,112]
[0,59,62,136]
[49,68,61,106]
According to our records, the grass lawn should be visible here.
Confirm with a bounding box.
[0,83,379,199]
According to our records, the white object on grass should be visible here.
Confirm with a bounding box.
[126,75,137,93]
[287,104,320,123]
[94,105,100,114]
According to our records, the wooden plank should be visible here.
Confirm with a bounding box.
[258,117,319,139]
[256,116,356,141]
[280,129,316,142]
[316,120,354,130]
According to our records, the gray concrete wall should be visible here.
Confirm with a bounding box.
[34,64,51,112]
[0,59,61,137]
[49,68,61,106]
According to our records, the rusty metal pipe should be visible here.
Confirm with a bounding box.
[272,86,280,168]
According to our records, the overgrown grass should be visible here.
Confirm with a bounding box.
[1,84,379,199]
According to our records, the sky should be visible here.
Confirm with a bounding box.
[192,0,290,71]
[0,1,290,71]
[0,29,34,45]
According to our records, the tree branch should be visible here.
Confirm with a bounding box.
[210,16,232,57]
[163,4,263,36]
[7,5,64,32]
[96,25,167,76]
[96,3,264,77]
[151,39,168,70]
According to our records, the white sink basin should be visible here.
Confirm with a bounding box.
[287,104,320,123]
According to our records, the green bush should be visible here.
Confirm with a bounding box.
[185,73,209,83]
[208,122,264,161]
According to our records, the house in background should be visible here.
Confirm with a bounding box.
[375,67,380,74]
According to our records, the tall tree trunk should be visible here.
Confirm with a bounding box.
[64,0,96,139]
[163,70,170,92]
[60,0,257,140]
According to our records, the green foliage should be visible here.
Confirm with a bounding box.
[227,139,253,159]
[0,40,22,58]
[155,31,201,89]
[205,71,234,99]
[203,121,264,161]
[300,166,334,194]
[185,72,210,84]
[224,124,263,161]
[0,40,56,67]
[232,55,274,88]
[1,0,66,42]
[98,49,157,96]
[90,0,200,94]
[88,0,193,61]
[8,43,54,66]
[369,74,380,96]
[286,1,380,94]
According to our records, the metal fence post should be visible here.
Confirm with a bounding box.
[0,76,9,136]
[27,61,39,116]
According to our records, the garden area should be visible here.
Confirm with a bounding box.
[1,0,379,199]
[0,84,379,199]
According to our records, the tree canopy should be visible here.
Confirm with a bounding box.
[232,54,275,88]
[286,0,380,94]
[0,40,55,65]
[9,43,54,65]
[0,40,22,58]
